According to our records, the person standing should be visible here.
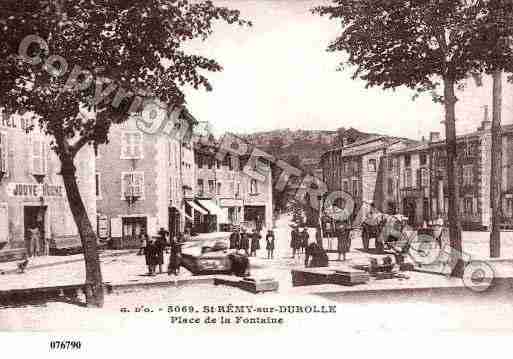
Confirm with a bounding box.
[29,227,41,258]
[300,227,309,254]
[265,230,275,259]
[168,237,182,276]
[229,229,240,249]
[155,231,167,274]
[250,229,261,257]
[137,231,148,256]
[290,226,299,258]
[336,222,351,261]
[240,228,250,256]
[145,238,158,275]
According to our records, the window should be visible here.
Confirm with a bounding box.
[31,136,47,175]
[506,198,513,217]
[217,182,221,195]
[0,132,8,176]
[121,131,143,159]
[343,162,348,173]
[208,180,215,193]
[95,173,101,198]
[368,159,377,172]
[197,179,204,194]
[420,153,427,166]
[420,168,429,187]
[250,179,258,194]
[343,180,349,193]
[352,180,358,197]
[463,165,473,186]
[404,154,411,167]
[216,159,221,169]
[405,168,412,188]
[388,158,394,171]
[387,178,394,195]
[121,172,144,199]
[464,197,473,214]
[352,161,358,174]
[0,203,7,243]
[208,156,213,169]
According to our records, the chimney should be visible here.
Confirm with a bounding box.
[429,132,440,143]
[480,105,491,131]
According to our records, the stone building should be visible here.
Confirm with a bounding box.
[193,142,273,233]
[96,107,196,247]
[321,135,414,211]
[0,112,96,262]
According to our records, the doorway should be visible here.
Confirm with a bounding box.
[402,198,416,227]
[122,217,147,246]
[24,205,46,257]
[168,207,180,238]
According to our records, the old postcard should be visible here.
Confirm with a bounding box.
[0,0,512,355]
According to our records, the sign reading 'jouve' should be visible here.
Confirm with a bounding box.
[6,183,64,198]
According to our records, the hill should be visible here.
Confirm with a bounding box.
[239,127,374,174]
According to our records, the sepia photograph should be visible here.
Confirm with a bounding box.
[0,0,512,354]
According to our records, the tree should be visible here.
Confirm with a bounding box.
[313,0,513,276]
[0,0,249,306]
[474,1,513,258]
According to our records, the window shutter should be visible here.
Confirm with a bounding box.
[121,133,129,158]
[121,173,131,198]
[134,173,144,197]
[32,138,43,175]
[0,203,8,243]
[0,133,8,176]
[134,133,142,158]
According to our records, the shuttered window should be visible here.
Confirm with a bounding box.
[31,136,47,175]
[0,132,8,176]
[0,203,8,243]
[121,172,145,199]
[121,131,143,159]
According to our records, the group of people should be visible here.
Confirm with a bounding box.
[289,227,309,258]
[138,228,184,276]
[229,228,276,259]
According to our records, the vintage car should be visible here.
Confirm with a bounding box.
[180,239,244,275]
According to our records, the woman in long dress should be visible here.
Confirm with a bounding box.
[168,238,182,276]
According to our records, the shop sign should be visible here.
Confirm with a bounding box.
[219,199,243,207]
[6,182,64,198]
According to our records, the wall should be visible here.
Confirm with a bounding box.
[0,113,96,261]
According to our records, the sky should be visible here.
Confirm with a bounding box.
[183,0,513,140]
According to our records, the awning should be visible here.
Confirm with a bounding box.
[197,200,228,223]
[186,200,208,215]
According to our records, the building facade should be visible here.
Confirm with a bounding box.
[96,107,196,248]
[0,112,96,262]
[321,136,413,211]
[192,142,273,233]
[321,113,513,230]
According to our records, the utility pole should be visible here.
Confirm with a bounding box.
[490,70,502,258]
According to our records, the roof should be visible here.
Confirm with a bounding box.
[429,123,513,148]
[389,142,430,155]
[338,141,397,159]
[322,134,416,159]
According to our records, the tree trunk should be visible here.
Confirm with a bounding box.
[490,70,502,258]
[61,155,104,307]
[443,77,464,277]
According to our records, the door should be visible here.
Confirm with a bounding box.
[122,217,147,245]
[402,199,416,227]
[169,207,180,238]
[24,205,46,256]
